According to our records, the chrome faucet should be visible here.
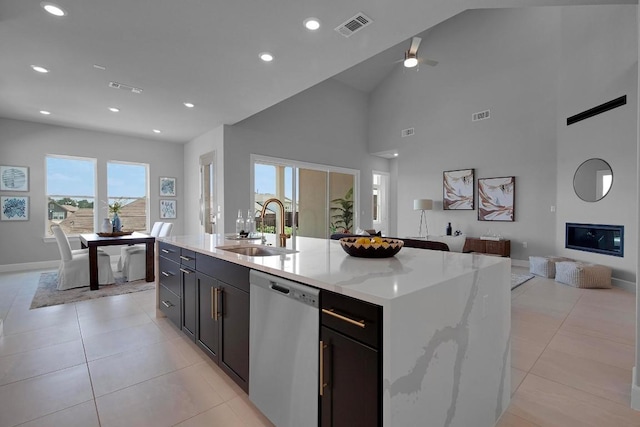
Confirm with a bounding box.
[260,198,290,247]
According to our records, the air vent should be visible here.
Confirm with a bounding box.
[472,109,490,122]
[335,13,372,37]
[401,128,415,138]
[108,81,143,94]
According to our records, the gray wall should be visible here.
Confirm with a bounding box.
[368,6,637,284]
[0,118,184,268]
[221,78,389,235]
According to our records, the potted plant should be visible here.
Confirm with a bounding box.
[108,199,124,231]
[330,187,353,234]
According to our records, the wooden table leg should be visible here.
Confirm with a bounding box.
[145,241,155,282]
[89,246,99,290]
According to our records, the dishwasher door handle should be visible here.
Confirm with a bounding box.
[269,282,290,294]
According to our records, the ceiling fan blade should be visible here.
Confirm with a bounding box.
[408,36,422,55]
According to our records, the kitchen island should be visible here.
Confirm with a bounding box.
[156,234,511,427]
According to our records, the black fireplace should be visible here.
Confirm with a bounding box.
[565,223,624,257]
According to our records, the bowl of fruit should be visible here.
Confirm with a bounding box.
[339,236,404,258]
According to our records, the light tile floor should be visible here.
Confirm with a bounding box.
[498,267,640,427]
[0,267,638,426]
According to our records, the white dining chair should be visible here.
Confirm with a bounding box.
[51,224,114,290]
[117,221,164,273]
[121,221,172,282]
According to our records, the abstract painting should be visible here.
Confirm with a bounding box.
[0,165,29,191]
[443,169,474,210]
[478,176,515,221]
[160,177,176,197]
[160,199,176,219]
[1,196,29,221]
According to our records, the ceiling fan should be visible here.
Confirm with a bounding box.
[402,37,439,68]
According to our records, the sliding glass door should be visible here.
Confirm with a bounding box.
[252,155,358,239]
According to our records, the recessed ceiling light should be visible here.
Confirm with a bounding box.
[259,52,274,62]
[31,65,49,73]
[153,129,162,134]
[40,110,51,115]
[41,2,67,17]
[108,107,120,113]
[303,18,321,31]
[183,102,195,108]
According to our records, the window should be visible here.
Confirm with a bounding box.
[107,161,149,232]
[46,155,96,236]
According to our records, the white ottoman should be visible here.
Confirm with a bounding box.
[529,256,571,278]
[555,261,612,289]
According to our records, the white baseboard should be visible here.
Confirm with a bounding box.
[0,260,59,273]
[631,368,640,411]
[510,259,528,268]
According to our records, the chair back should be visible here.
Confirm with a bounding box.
[150,221,164,237]
[159,222,173,237]
[51,224,73,261]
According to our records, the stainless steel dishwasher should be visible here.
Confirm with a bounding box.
[249,270,319,427]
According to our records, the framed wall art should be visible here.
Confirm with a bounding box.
[1,196,29,221]
[160,199,177,219]
[443,169,474,210]
[0,165,29,192]
[478,176,515,222]
[159,177,176,197]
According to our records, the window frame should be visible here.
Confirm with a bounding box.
[107,160,150,233]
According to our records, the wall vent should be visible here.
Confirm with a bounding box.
[108,81,143,94]
[472,110,490,122]
[401,128,415,138]
[335,13,372,37]
[567,95,626,126]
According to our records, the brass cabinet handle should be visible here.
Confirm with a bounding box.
[161,271,171,277]
[214,288,221,320]
[179,255,191,261]
[321,308,366,328]
[161,249,170,254]
[210,287,214,320]
[179,268,191,274]
[319,340,328,396]
[161,300,172,308]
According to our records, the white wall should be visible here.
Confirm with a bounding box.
[367,6,638,284]
[222,78,389,234]
[0,118,184,268]
[555,6,638,285]
[183,126,224,236]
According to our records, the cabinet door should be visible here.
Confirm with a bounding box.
[320,326,380,427]
[219,281,249,392]
[181,267,196,340]
[196,272,219,363]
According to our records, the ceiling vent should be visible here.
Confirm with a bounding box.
[472,109,490,122]
[108,81,143,94]
[401,127,415,137]
[335,13,372,37]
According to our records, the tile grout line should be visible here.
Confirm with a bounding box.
[76,303,103,427]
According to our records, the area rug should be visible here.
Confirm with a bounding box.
[511,273,535,290]
[30,272,155,309]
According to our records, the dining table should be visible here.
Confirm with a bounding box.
[80,232,155,290]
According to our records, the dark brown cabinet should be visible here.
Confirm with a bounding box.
[180,250,196,340]
[195,254,250,393]
[320,291,382,427]
[462,237,511,257]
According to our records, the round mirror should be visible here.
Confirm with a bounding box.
[573,158,613,202]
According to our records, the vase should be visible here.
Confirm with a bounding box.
[112,213,121,232]
[101,218,112,233]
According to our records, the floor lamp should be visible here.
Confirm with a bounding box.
[414,199,433,238]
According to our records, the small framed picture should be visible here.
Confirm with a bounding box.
[159,177,176,197]
[160,199,177,219]
[1,196,29,221]
[478,176,515,221]
[0,165,29,192]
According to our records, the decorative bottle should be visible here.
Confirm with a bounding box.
[245,209,255,235]
[112,213,122,232]
[446,222,452,236]
[235,209,245,235]
[101,217,112,233]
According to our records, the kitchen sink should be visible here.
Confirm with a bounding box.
[216,245,297,257]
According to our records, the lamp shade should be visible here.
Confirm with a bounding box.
[413,199,433,211]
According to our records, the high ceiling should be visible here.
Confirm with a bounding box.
[0,0,632,143]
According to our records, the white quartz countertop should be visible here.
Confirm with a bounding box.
[159,234,508,305]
